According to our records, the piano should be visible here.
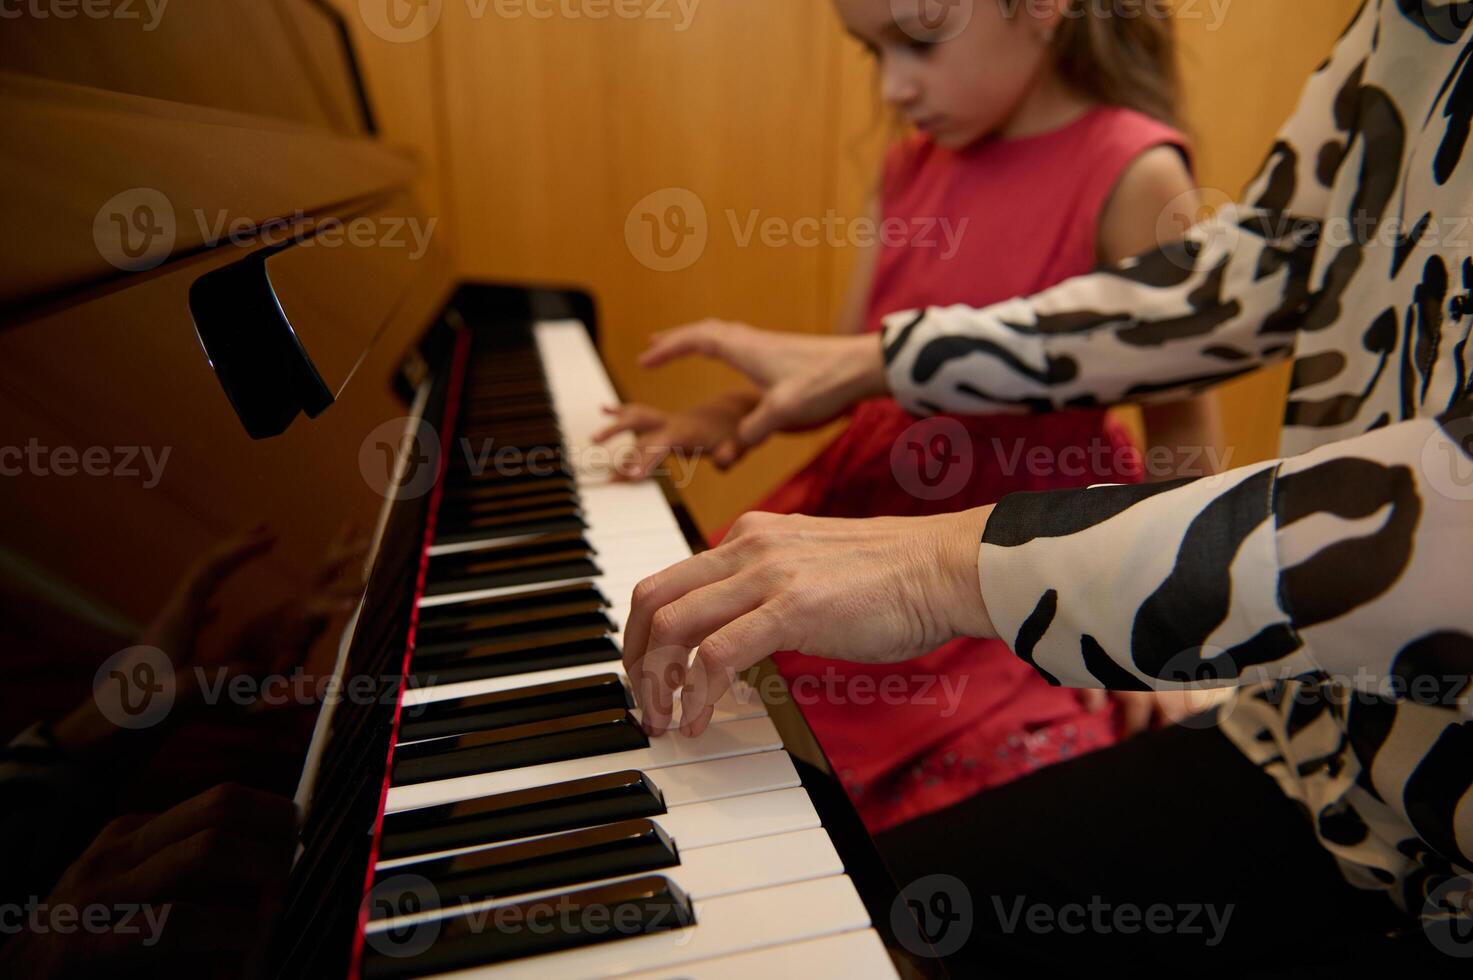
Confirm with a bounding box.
[0,4,939,978]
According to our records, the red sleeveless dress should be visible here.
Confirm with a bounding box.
[721,106,1190,833]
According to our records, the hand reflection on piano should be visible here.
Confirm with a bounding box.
[0,784,297,979]
[52,523,370,762]
[1,527,371,978]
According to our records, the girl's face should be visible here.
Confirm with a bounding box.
[835,0,1060,148]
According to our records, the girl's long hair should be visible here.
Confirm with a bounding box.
[1051,0,1182,128]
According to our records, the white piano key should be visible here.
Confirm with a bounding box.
[369,827,842,938]
[376,751,804,870]
[619,930,896,980]
[534,320,633,485]
[403,668,764,721]
[386,716,782,812]
[419,874,872,980]
[650,749,801,807]
[404,660,627,703]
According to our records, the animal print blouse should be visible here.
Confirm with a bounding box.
[881,1,1473,923]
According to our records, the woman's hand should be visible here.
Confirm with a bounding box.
[593,391,761,479]
[622,508,997,738]
[639,320,889,458]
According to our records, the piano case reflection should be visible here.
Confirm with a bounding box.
[0,4,936,977]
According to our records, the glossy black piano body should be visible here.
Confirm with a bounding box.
[0,7,937,977]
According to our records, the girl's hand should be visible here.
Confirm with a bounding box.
[639,320,889,459]
[1079,689,1223,736]
[622,507,997,738]
[593,391,760,480]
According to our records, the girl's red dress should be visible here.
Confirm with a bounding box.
[718,106,1191,833]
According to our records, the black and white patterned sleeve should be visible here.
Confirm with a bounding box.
[978,394,1473,707]
[879,2,1375,416]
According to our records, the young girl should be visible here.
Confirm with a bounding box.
[598,0,1214,833]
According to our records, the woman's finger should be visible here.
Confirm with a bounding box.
[622,550,740,710]
[679,605,790,737]
[637,574,768,731]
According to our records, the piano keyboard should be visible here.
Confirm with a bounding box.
[347,320,899,979]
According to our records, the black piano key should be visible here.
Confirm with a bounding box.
[413,621,612,663]
[371,819,679,918]
[454,489,581,518]
[408,636,621,687]
[362,876,695,980]
[441,474,577,504]
[427,532,592,577]
[431,514,587,548]
[413,611,614,659]
[446,459,573,488]
[414,583,610,631]
[378,771,667,860]
[448,429,565,453]
[390,709,648,785]
[398,673,631,742]
[422,558,600,597]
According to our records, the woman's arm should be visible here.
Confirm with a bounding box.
[641,0,1372,454]
[624,394,1473,735]
[979,395,1473,707]
[882,3,1375,415]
